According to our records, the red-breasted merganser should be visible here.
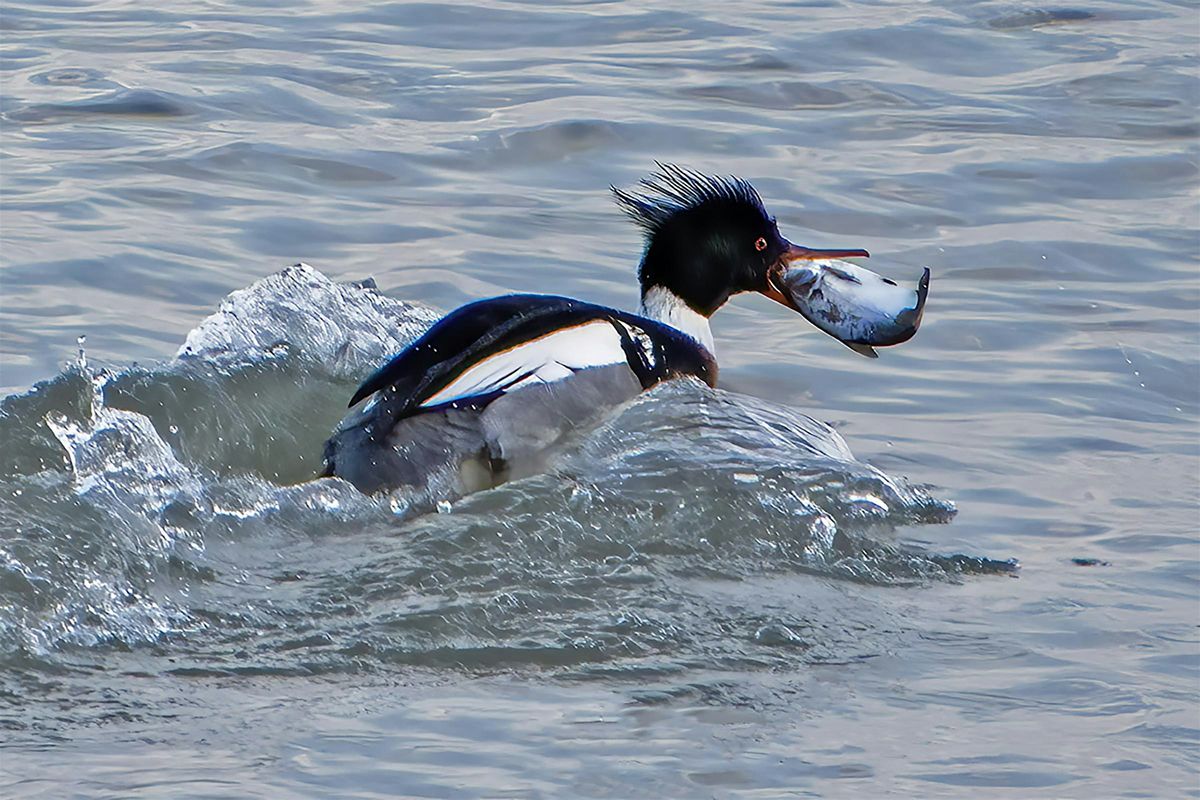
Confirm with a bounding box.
[322,165,928,495]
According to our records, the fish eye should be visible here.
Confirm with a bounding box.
[754,237,768,252]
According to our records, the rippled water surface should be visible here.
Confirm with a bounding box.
[2,0,1198,797]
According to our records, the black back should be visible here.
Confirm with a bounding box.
[347,294,717,420]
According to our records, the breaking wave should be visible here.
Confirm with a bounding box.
[0,265,1009,685]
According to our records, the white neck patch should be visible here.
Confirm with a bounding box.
[640,286,715,356]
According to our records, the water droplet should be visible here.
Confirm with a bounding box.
[168,425,179,435]
[436,500,452,514]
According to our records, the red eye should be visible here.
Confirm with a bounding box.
[754,237,768,252]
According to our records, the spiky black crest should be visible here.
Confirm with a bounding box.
[610,164,787,317]
[611,164,767,236]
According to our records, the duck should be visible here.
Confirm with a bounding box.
[321,165,928,496]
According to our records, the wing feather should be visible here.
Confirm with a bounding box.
[344,294,717,426]
[419,320,626,408]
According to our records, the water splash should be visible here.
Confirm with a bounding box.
[0,265,1005,679]
[177,263,441,379]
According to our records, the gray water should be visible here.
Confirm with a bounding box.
[1,0,1197,797]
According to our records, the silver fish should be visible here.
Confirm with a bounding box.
[774,260,929,358]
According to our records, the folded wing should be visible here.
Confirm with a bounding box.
[418,319,628,409]
[347,295,667,420]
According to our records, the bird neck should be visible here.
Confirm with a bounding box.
[639,285,716,356]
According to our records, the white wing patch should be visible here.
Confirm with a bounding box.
[419,320,628,408]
